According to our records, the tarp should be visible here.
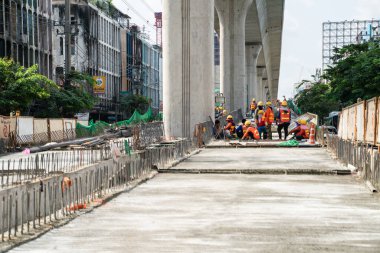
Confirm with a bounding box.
[115,107,154,127]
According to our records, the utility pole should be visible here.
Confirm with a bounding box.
[64,0,71,89]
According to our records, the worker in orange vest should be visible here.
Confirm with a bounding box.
[242,120,260,140]
[289,119,310,140]
[277,100,291,140]
[250,98,257,117]
[224,115,236,139]
[263,101,275,140]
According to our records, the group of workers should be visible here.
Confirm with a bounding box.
[214,98,310,141]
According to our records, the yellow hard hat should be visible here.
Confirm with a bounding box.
[245,120,251,126]
[258,110,264,114]
[227,115,233,120]
[219,106,223,110]
[281,101,288,106]
[252,98,256,102]
[298,119,307,125]
[266,101,272,106]
[223,110,228,115]
[258,101,264,106]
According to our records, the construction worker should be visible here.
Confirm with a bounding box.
[236,119,247,139]
[242,120,260,140]
[224,115,236,139]
[254,101,264,117]
[255,109,267,139]
[277,100,291,140]
[263,101,275,140]
[250,99,257,117]
[289,119,310,140]
[213,119,224,139]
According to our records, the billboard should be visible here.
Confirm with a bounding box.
[93,76,106,94]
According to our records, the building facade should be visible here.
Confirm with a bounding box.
[120,25,162,112]
[0,0,53,77]
[322,19,380,69]
[52,0,129,121]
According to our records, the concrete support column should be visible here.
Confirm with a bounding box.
[215,0,253,112]
[245,44,262,112]
[256,67,265,102]
[262,79,268,101]
[163,0,215,138]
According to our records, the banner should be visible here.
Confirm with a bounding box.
[93,76,106,94]
[0,116,16,139]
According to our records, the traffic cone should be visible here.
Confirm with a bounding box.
[308,123,315,145]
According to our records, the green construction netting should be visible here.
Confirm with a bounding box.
[76,107,157,137]
[115,107,154,127]
[277,140,300,147]
[76,120,110,137]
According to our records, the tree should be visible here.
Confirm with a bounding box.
[33,71,96,118]
[0,59,56,115]
[324,40,380,107]
[120,94,150,117]
[294,80,339,122]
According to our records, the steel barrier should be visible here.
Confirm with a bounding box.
[0,138,194,241]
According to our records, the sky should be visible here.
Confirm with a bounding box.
[112,0,380,98]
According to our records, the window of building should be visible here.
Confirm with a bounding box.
[60,37,63,55]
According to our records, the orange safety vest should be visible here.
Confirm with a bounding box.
[243,127,260,140]
[225,122,236,133]
[250,102,257,110]
[263,108,275,124]
[279,109,290,123]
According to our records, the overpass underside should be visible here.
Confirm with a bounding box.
[163,0,284,138]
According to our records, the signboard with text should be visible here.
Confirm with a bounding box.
[93,76,106,94]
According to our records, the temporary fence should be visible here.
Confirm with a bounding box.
[338,97,379,145]
[322,131,380,190]
[0,138,194,241]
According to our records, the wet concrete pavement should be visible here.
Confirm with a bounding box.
[10,173,380,253]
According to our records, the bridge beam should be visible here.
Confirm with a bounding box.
[163,0,215,138]
[215,0,253,112]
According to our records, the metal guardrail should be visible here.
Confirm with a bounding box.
[0,139,194,241]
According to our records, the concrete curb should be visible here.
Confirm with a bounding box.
[158,168,352,175]
[205,144,322,149]
[0,171,158,253]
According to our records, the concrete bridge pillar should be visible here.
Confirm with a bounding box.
[256,67,265,102]
[246,44,262,112]
[215,0,253,112]
[163,0,215,138]
[262,79,268,101]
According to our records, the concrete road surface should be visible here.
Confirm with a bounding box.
[167,148,345,173]
[10,173,380,253]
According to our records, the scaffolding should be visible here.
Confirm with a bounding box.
[322,19,380,70]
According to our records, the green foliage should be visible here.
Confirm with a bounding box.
[34,71,96,118]
[295,81,340,122]
[324,40,380,107]
[0,58,56,115]
[295,40,380,120]
[120,94,150,117]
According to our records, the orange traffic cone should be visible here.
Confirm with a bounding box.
[308,123,315,145]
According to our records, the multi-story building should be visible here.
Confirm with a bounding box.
[120,25,161,112]
[52,0,129,121]
[322,19,380,69]
[0,0,53,77]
